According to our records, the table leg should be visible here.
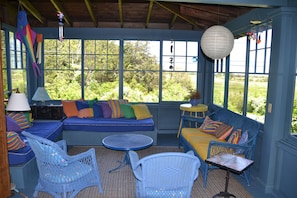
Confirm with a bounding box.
[109,151,130,173]
[177,110,185,137]
[212,169,236,198]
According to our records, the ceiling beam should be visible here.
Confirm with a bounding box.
[84,0,97,27]
[19,0,45,24]
[153,1,200,29]
[169,14,177,29]
[145,0,154,28]
[50,0,71,26]
[118,0,123,28]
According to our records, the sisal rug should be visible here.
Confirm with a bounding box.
[36,146,252,198]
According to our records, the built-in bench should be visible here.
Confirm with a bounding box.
[9,121,63,189]
[62,117,157,145]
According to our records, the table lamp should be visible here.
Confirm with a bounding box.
[6,93,31,111]
[32,87,51,105]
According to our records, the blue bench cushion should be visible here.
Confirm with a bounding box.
[63,117,155,132]
[8,121,63,165]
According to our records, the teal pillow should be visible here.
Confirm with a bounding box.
[120,104,135,119]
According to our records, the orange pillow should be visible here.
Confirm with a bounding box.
[78,108,94,118]
[62,100,79,117]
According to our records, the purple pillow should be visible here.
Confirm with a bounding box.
[100,102,112,118]
[6,115,22,132]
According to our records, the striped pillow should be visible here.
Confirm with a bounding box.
[215,123,233,140]
[6,131,26,151]
[7,112,31,129]
[200,116,222,134]
[227,129,242,144]
[108,99,129,118]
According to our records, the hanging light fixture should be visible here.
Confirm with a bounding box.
[200,25,234,60]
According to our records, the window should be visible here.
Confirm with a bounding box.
[162,41,198,102]
[213,25,272,123]
[9,31,27,93]
[123,41,159,102]
[84,40,120,100]
[44,39,82,100]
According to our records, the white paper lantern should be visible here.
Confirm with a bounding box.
[200,25,234,60]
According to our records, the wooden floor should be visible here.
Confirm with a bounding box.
[10,134,275,198]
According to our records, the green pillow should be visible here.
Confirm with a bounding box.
[88,98,98,107]
[120,104,135,119]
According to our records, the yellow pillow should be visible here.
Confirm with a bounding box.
[132,104,152,120]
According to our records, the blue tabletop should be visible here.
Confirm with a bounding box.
[102,134,153,151]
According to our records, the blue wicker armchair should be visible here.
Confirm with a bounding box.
[22,131,103,198]
[128,150,200,198]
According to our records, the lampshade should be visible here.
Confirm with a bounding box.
[32,87,51,101]
[6,93,31,111]
[200,25,234,60]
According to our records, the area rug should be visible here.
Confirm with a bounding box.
[36,146,252,198]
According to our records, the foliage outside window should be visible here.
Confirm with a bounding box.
[84,40,120,100]
[213,26,271,123]
[43,38,198,102]
[123,41,159,102]
[44,39,82,100]
[162,41,198,102]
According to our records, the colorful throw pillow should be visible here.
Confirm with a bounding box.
[87,98,98,107]
[93,103,103,118]
[5,115,22,132]
[238,130,248,145]
[235,130,249,154]
[120,104,136,119]
[6,112,31,129]
[100,102,112,118]
[215,123,233,140]
[227,129,242,144]
[62,100,79,117]
[108,99,129,118]
[78,108,94,118]
[75,101,90,110]
[200,116,222,134]
[6,131,26,151]
[132,104,152,120]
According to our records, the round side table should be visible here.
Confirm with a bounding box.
[177,103,208,137]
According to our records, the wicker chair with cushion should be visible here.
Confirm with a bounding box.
[22,131,103,198]
[128,150,200,198]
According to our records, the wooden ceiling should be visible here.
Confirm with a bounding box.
[1,0,257,31]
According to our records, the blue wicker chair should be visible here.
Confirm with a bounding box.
[128,150,200,198]
[22,131,103,198]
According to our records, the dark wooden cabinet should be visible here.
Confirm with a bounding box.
[31,105,64,120]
